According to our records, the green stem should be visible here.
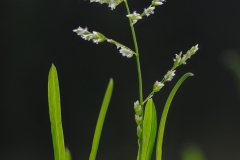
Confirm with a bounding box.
[143,91,155,104]
[123,0,143,108]
[123,0,143,159]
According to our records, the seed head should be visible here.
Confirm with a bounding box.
[164,70,176,82]
[153,81,164,92]
[135,115,143,125]
[144,6,155,17]
[152,0,165,6]
[134,100,142,115]
[137,125,142,137]
[119,47,134,58]
[126,11,142,24]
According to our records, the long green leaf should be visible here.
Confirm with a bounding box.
[89,78,114,160]
[48,64,65,160]
[65,148,72,160]
[156,72,194,160]
[141,99,157,160]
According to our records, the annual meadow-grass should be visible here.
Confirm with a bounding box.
[48,1,199,160]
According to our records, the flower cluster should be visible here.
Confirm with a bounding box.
[126,0,166,25]
[144,6,155,17]
[126,11,142,24]
[73,26,106,44]
[173,44,199,67]
[73,28,135,58]
[134,101,142,137]
[143,0,166,17]
[164,70,176,82]
[151,44,198,95]
[152,0,165,6]
[90,0,123,10]
[107,39,135,58]
[153,81,164,92]
[119,47,134,58]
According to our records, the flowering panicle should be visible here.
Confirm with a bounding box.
[90,0,124,10]
[73,26,106,44]
[73,1,200,156]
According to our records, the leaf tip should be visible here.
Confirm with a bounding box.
[109,78,114,86]
[189,72,194,76]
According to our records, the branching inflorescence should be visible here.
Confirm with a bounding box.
[73,0,199,160]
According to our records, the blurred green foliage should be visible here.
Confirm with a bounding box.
[181,144,205,160]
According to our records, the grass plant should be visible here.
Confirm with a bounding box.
[48,1,199,160]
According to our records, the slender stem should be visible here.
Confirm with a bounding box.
[143,91,155,104]
[123,1,143,159]
[123,0,143,108]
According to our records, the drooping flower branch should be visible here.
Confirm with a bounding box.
[73,26,136,58]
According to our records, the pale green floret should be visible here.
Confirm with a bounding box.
[180,54,188,65]
[152,0,165,6]
[153,81,164,92]
[173,44,199,67]
[173,52,183,66]
[73,26,106,44]
[144,6,155,17]
[164,70,176,82]
[134,100,142,115]
[92,31,106,43]
[82,34,93,41]
[135,115,143,125]
[137,125,142,137]
[126,11,142,24]
[109,0,123,10]
[119,47,134,58]
[90,0,123,10]
[73,26,90,36]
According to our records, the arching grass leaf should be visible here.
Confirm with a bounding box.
[89,79,114,160]
[156,72,194,160]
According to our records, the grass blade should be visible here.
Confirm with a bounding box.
[48,64,65,160]
[141,99,157,160]
[156,72,194,160]
[65,148,72,160]
[89,78,114,160]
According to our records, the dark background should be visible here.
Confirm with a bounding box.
[1,0,240,159]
